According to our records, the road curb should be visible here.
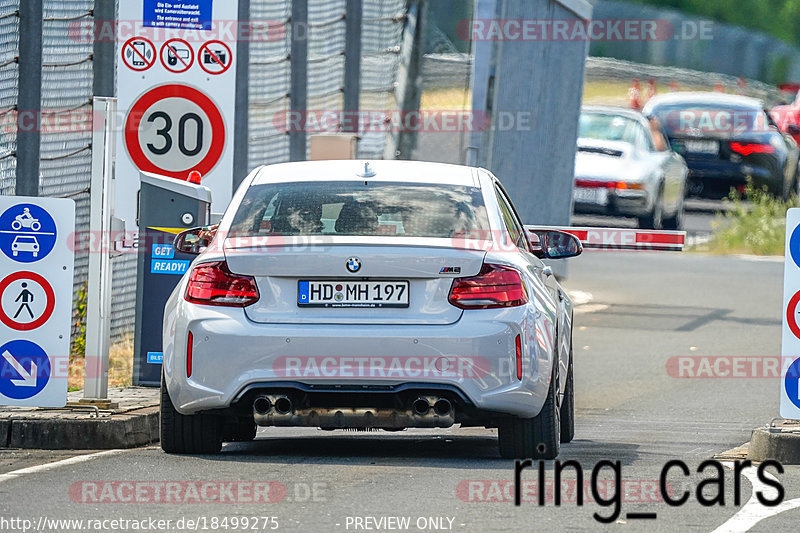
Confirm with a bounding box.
[1,407,159,450]
[748,427,800,464]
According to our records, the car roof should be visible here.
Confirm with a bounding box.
[580,106,651,130]
[582,105,647,120]
[251,160,482,187]
[643,92,763,111]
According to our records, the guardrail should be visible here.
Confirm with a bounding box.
[525,226,686,252]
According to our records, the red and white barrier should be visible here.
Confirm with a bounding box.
[526,226,685,252]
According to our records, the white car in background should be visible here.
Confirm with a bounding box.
[573,106,688,229]
[161,160,582,459]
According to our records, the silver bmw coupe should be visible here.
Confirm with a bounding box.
[161,160,581,459]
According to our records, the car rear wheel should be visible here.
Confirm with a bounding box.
[223,419,258,442]
[160,375,223,454]
[498,361,561,459]
[637,189,663,230]
[559,349,575,443]
[661,196,683,230]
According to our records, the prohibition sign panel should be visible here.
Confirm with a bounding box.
[160,38,195,74]
[197,40,233,75]
[122,36,156,72]
[124,84,226,180]
[0,271,55,331]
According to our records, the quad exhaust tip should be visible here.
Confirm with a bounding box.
[274,396,293,415]
[253,395,293,415]
[252,395,454,429]
[412,398,430,415]
[413,397,452,417]
[253,396,271,415]
[433,398,452,416]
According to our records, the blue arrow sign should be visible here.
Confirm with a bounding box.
[0,203,58,263]
[0,340,51,400]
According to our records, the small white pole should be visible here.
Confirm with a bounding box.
[83,97,117,401]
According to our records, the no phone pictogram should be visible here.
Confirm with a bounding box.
[0,271,55,331]
[122,36,156,72]
[124,84,226,180]
[197,40,233,75]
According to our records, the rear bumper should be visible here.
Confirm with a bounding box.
[685,160,782,196]
[573,188,651,217]
[162,303,554,421]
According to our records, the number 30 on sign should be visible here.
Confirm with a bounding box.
[124,84,226,180]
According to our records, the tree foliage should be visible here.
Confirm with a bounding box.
[625,0,800,47]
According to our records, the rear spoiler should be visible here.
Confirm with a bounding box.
[525,226,685,252]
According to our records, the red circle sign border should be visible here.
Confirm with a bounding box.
[121,36,156,72]
[0,271,56,331]
[124,84,226,180]
[788,290,800,339]
[197,40,233,75]
[160,38,195,74]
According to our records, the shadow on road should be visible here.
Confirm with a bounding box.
[190,433,645,468]
[584,302,780,332]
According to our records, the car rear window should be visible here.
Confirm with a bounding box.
[649,104,769,136]
[228,181,491,238]
[579,113,640,144]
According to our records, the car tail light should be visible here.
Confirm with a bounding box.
[575,179,644,190]
[187,331,193,377]
[185,261,259,307]
[515,334,522,380]
[729,142,775,156]
[448,264,528,309]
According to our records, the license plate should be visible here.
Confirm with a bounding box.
[684,140,719,155]
[573,187,608,206]
[298,280,409,308]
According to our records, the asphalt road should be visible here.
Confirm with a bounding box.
[573,198,728,240]
[0,252,797,533]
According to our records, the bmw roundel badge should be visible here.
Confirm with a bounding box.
[346,257,361,273]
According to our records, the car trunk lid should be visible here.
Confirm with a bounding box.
[223,237,487,325]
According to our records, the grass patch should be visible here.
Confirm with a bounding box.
[68,335,134,392]
[420,87,471,110]
[709,183,798,256]
[419,80,718,112]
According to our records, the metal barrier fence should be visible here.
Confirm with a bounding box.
[412,53,788,166]
[0,0,411,340]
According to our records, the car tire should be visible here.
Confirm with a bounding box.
[559,348,575,444]
[223,419,258,442]
[160,375,222,454]
[498,360,561,460]
[661,197,684,230]
[637,189,663,230]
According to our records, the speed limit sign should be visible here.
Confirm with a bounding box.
[124,84,226,180]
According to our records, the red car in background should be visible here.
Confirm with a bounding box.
[771,87,800,146]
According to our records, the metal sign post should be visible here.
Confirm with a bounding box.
[82,97,120,405]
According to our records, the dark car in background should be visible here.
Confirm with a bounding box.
[643,93,800,199]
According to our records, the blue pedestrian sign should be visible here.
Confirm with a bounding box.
[0,203,58,263]
[0,339,51,400]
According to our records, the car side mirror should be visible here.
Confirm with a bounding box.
[174,225,216,255]
[527,230,583,259]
